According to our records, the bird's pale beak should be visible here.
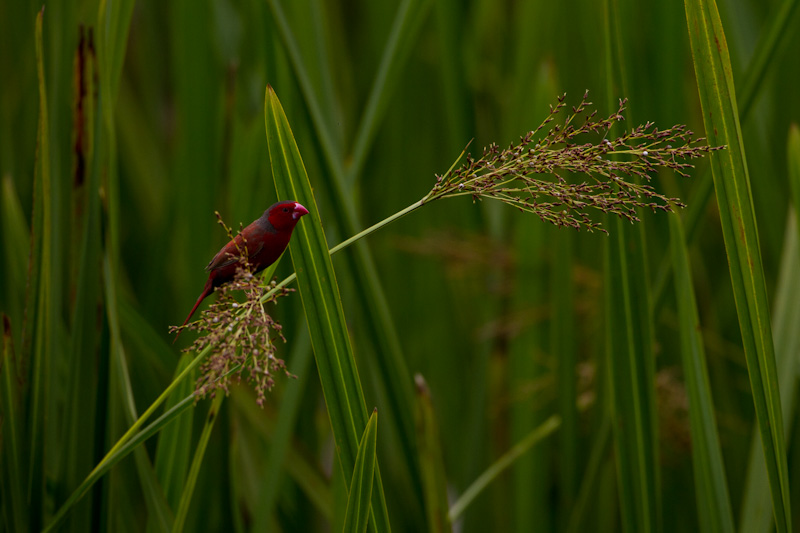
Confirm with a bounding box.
[293,203,309,220]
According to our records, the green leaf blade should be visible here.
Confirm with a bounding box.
[669,214,735,533]
[343,409,379,533]
[683,0,792,530]
[264,85,390,533]
[739,125,800,533]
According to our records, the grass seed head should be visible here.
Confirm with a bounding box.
[426,92,722,232]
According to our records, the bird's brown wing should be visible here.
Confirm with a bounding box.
[206,239,264,272]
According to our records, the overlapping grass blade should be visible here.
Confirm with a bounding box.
[96,1,175,528]
[603,1,660,531]
[253,324,314,531]
[172,393,224,533]
[739,211,800,532]
[669,214,735,533]
[265,86,391,532]
[29,11,54,530]
[343,409,379,533]
[566,418,613,533]
[684,0,791,529]
[43,343,212,532]
[231,387,334,521]
[739,126,800,532]
[152,354,195,511]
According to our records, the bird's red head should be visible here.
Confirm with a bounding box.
[265,201,309,231]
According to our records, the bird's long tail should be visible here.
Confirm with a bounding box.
[173,278,213,344]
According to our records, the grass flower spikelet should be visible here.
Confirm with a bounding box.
[426,92,722,232]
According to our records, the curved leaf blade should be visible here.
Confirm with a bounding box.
[264,86,390,532]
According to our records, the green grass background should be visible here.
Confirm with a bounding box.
[2,0,800,531]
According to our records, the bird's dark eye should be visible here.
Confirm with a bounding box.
[283,207,289,212]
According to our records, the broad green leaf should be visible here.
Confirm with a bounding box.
[684,0,791,529]
[343,409,379,533]
[265,86,391,533]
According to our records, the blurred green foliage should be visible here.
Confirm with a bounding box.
[1,0,800,531]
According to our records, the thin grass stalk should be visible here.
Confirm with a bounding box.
[448,415,562,521]
[62,30,102,529]
[565,417,613,533]
[343,0,430,189]
[29,11,53,531]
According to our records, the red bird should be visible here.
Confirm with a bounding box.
[174,200,309,342]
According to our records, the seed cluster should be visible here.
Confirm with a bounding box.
[427,92,722,232]
[169,217,295,406]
